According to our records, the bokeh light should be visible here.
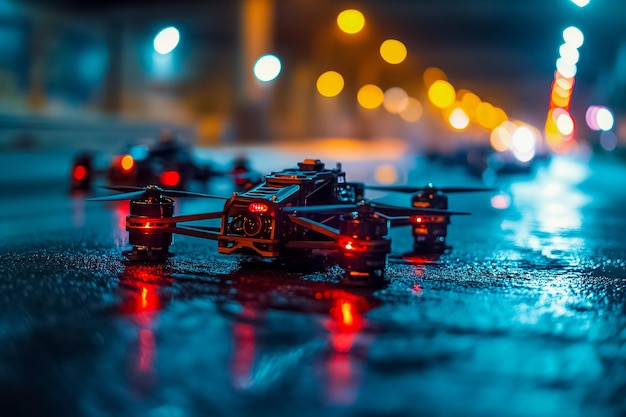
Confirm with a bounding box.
[490,123,512,152]
[491,193,511,210]
[492,122,537,162]
[512,126,535,154]
[559,43,580,65]
[556,58,577,78]
[459,90,481,119]
[585,106,614,131]
[556,111,575,136]
[337,9,365,34]
[570,0,590,7]
[475,101,498,129]
[357,84,384,109]
[555,75,574,91]
[563,26,584,48]
[596,107,614,131]
[600,131,618,151]
[493,107,508,126]
[374,164,398,184]
[153,27,180,55]
[428,80,455,108]
[383,87,409,113]
[316,71,344,97]
[254,54,281,82]
[423,67,447,87]
[120,154,134,172]
[448,107,470,130]
[380,39,407,64]
[399,98,423,122]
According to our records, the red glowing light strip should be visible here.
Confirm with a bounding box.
[248,203,268,213]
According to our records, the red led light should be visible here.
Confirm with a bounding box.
[413,216,422,223]
[248,203,268,213]
[338,237,367,252]
[73,165,87,181]
[160,171,180,187]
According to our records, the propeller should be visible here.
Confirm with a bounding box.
[282,200,469,217]
[87,185,229,202]
[366,184,496,194]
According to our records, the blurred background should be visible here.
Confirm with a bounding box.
[0,0,624,160]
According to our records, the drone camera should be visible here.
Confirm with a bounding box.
[227,201,274,239]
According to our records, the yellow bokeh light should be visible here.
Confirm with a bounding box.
[475,102,497,129]
[493,107,508,125]
[337,9,365,34]
[316,71,345,97]
[459,91,481,119]
[427,80,455,109]
[423,67,447,88]
[357,84,384,109]
[550,89,571,108]
[380,39,407,64]
[399,97,423,122]
[374,164,398,184]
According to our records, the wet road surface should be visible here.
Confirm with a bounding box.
[1,148,625,417]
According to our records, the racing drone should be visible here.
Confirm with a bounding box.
[90,159,468,285]
[367,183,494,252]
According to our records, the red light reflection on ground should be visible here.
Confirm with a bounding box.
[231,304,258,391]
[119,265,170,397]
[322,289,373,405]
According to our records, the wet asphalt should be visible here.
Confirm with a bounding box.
[1,148,625,417]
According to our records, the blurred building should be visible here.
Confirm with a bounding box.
[1,0,625,150]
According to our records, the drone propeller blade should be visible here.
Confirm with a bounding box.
[367,185,495,193]
[437,186,496,193]
[282,204,358,215]
[160,189,229,199]
[370,202,469,216]
[100,185,228,200]
[366,185,424,193]
[87,190,147,201]
[102,185,145,193]
[284,201,469,217]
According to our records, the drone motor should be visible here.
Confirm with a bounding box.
[337,205,390,285]
[125,186,175,260]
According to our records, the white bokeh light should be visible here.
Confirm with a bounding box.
[596,107,614,131]
[253,54,282,82]
[563,26,584,48]
[153,27,180,55]
[556,58,577,78]
[559,43,580,65]
[449,108,470,130]
[570,0,590,7]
